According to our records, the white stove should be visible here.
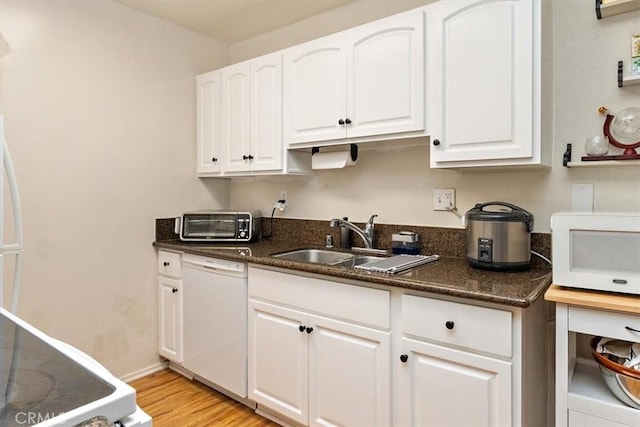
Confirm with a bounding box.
[0,308,151,427]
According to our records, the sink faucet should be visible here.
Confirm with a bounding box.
[329,215,378,249]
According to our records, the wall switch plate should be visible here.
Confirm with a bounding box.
[434,188,456,211]
[571,184,593,212]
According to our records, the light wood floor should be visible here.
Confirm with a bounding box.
[128,369,278,427]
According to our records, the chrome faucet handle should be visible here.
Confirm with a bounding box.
[365,214,378,230]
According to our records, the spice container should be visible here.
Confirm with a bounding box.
[392,231,420,255]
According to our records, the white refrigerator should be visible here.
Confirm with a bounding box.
[0,115,23,313]
[0,117,152,426]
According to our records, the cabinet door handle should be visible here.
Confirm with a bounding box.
[625,326,640,333]
[433,139,441,146]
[445,320,455,330]
[299,325,305,333]
[243,155,249,160]
[211,157,218,162]
[163,261,170,267]
[345,118,352,124]
[305,327,314,334]
[172,288,178,294]
[400,354,408,363]
[338,119,345,125]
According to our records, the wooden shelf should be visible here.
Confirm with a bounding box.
[563,143,640,167]
[596,0,640,19]
[566,159,640,168]
[545,285,640,314]
[618,61,640,88]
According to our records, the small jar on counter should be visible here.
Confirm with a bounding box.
[392,231,420,255]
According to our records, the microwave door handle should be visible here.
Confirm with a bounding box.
[174,217,181,235]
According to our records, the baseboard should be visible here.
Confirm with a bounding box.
[255,406,302,427]
[120,361,167,383]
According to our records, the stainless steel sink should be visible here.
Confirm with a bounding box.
[272,249,354,265]
[334,255,387,268]
[272,249,387,268]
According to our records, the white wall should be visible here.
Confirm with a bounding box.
[0,0,230,377]
[229,0,640,232]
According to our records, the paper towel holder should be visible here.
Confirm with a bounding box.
[311,144,358,162]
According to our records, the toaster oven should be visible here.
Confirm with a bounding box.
[176,210,261,242]
[551,212,640,295]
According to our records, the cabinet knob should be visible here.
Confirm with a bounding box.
[172,288,178,294]
[211,157,218,162]
[400,354,409,363]
[299,325,305,332]
[445,320,455,330]
[305,327,314,334]
[243,155,249,160]
[345,118,352,124]
[163,261,170,267]
[433,139,441,147]
[338,119,345,125]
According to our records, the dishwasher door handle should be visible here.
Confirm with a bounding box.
[182,257,247,277]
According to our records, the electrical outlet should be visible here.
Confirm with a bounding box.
[433,189,456,211]
[279,190,288,208]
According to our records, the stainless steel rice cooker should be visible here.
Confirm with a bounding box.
[465,201,534,271]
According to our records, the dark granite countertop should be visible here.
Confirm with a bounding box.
[153,238,552,308]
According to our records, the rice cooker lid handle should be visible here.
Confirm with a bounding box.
[469,201,534,232]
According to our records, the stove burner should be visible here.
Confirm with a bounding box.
[1,369,56,412]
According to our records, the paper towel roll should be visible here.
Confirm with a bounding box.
[311,150,357,170]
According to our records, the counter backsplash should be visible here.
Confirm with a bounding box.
[156,217,551,268]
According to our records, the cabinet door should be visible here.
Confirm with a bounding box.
[397,337,511,427]
[158,276,183,363]
[248,300,309,425]
[308,314,390,427]
[347,9,425,139]
[284,33,348,145]
[250,53,283,172]
[196,71,222,175]
[221,62,252,172]
[428,0,534,166]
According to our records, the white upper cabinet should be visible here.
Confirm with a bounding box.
[197,53,310,177]
[196,71,222,175]
[284,33,347,145]
[221,53,283,174]
[428,0,549,168]
[221,62,252,172]
[284,9,425,147]
[250,54,286,172]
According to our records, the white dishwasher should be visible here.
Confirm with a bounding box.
[182,253,248,398]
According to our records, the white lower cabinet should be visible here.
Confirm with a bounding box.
[397,337,511,427]
[157,250,183,363]
[158,276,183,362]
[247,266,548,427]
[249,301,308,424]
[248,267,391,426]
[395,293,548,427]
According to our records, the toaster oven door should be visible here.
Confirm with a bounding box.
[181,214,237,240]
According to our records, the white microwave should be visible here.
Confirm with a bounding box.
[551,212,640,295]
